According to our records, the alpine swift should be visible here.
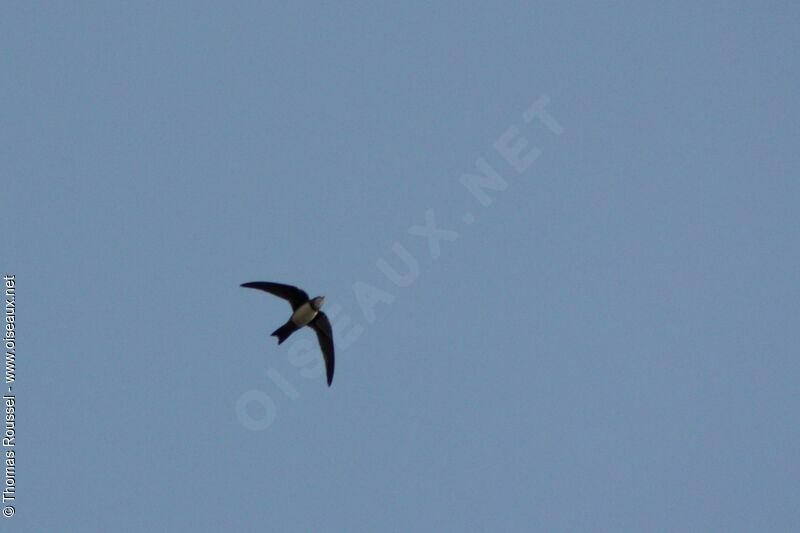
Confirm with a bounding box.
[241,281,335,386]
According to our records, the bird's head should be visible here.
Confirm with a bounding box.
[311,296,325,311]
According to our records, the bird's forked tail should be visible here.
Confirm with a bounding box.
[271,321,296,345]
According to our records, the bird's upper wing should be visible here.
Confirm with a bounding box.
[240,281,309,311]
[310,312,335,386]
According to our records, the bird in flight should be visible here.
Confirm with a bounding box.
[241,281,335,386]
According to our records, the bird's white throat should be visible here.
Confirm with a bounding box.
[291,302,318,326]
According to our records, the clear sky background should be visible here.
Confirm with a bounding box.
[2,2,799,532]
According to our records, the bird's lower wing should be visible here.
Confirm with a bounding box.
[310,312,335,386]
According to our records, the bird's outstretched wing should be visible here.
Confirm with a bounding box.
[240,281,309,311]
[310,312,335,386]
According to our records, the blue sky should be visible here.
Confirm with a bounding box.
[2,2,799,531]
